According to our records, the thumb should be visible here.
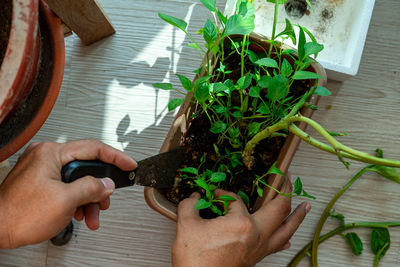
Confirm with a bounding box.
[67,176,115,206]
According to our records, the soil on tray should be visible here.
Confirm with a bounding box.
[0,0,12,66]
[164,38,313,216]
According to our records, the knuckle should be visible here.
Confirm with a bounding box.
[85,177,103,195]
[271,200,291,217]
[235,215,254,234]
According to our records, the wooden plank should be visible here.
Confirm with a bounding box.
[44,0,115,45]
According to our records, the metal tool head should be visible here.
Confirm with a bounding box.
[134,147,185,189]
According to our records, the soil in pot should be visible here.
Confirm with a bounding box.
[163,38,314,217]
[0,0,12,65]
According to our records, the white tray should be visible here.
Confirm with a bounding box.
[225,0,376,81]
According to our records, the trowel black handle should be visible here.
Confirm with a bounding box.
[61,160,135,188]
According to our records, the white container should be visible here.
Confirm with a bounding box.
[224,0,376,81]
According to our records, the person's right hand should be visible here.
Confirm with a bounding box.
[0,139,136,249]
[172,180,310,267]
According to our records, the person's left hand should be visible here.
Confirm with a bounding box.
[0,139,136,249]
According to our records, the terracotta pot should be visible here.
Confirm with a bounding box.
[0,0,40,123]
[144,33,326,221]
[0,0,65,161]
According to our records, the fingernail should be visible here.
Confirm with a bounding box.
[190,192,199,198]
[101,178,115,191]
[304,202,311,214]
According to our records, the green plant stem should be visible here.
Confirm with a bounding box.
[243,113,400,169]
[268,0,279,57]
[310,166,374,267]
[374,242,389,267]
[288,222,400,267]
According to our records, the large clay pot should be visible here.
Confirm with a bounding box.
[144,33,326,221]
[0,0,65,161]
[0,0,40,123]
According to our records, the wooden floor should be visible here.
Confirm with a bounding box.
[1,0,400,266]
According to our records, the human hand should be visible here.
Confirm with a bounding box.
[172,180,310,267]
[0,139,136,249]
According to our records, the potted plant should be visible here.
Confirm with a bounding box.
[0,0,65,161]
[144,0,400,221]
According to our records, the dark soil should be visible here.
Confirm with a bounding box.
[0,0,12,66]
[164,37,313,216]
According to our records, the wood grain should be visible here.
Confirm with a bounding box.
[44,0,115,45]
[2,0,400,266]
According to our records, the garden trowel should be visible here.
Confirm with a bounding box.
[61,147,185,189]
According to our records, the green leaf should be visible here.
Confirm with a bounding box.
[153,83,173,90]
[180,167,198,175]
[200,0,217,12]
[267,162,285,176]
[328,131,347,137]
[194,198,212,210]
[217,10,227,25]
[210,121,227,134]
[194,179,210,191]
[168,98,185,111]
[237,0,255,18]
[330,209,345,225]
[188,43,201,50]
[266,0,287,3]
[293,177,303,195]
[304,42,324,57]
[237,75,252,89]
[257,104,270,115]
[176,74,193,92]
[314,86,331,96]
[194,83,210,102]
[247,50,259,64]
[371,228,390,261]
[194,75,213,88]
[257,186,264,197]
[255,58,279,68]
[232,110,242,118]
[212,83,229,93]
[257,76,271,88]
[292,71,324,80]
[203,19,217,44]
[218,195,236,201]
[249,86,261,98]
[281,59,293,77]
[376,148,383,158]
[373,166,400,184]
[238,190,250,206]
[301,189,316,200]
[193,66,203,76]
[248,122,262,136]
[343,232,363,256]
[211,204,223,215]
[210,172,227,182]
[223,14,255,36]
[267,74,289,101]
[276,18,296,45]
[298,27,306,60]
[213,105,227,114]
[158,13,187,32]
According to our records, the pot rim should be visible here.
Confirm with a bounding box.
[0,0,65,161]
[0,0,40,123]
[144,33,327,221]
